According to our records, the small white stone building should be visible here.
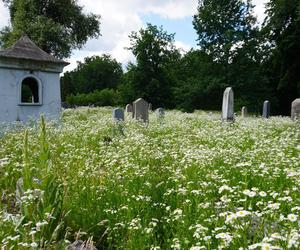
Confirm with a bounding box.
[0,36,69,122]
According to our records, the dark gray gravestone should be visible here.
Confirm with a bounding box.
[112,108,124,121]
[291,99,300,120]
[125,104,133,113]
[222,87,234,121]
[61,102,69,109]
[156,108,165,118]
[262,100,270,118]
[133,98,149,122]
[241,106,247,118]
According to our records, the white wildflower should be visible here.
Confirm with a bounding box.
[236,210,251,218]
[243,189,256,197]
[287,214,298,222]
[259,191,267,197]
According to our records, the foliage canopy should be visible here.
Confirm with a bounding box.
[0,0,101,58]
[61,55,123,100]
[125,23,180,108]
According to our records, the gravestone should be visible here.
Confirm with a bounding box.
[112,108,124,121]
[156,108,165,118]
[61,102,69,109]
[67,240,96,250]
[133,98,149,122]
[262,100,270,118]
[291,98,300,120]
[149,103,152,111]
[222,87,234,121]
[125,104,133,113]
[241,106,248,118]
[132,103,135,118]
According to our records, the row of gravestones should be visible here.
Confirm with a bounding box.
[222,87,300,121]
[113,89,300,123]
[113,98,165,122]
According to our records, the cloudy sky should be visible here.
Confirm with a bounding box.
[0,0,269,72]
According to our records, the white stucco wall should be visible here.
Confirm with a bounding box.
[0,67,62,122]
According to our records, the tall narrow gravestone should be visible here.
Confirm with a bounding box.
[291,99,300,120]
[222,87,234,121]
[125,104,133,113]
[112,108,124,121]
[241,106,248,118]
[262,100,270,118]
[133,98,149,122]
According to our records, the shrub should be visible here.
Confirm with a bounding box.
[66,89,122,107]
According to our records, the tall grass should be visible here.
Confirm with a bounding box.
[0,107,299,249]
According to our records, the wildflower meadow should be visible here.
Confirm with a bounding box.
[0,107,299,249]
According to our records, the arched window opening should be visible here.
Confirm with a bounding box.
[21,77,40,103]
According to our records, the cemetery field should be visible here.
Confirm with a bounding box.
[0,107,300,250]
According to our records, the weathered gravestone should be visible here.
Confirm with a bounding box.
[132,103,135,118]
[241,106,248,118]
[262,100,270,118]
[156,108,165,118]
[67,240,97,250]
[291,98,300,120]
[125,104,133,113]
[133,98,149,122]
[112,108,124,121]
[222,87,234,121]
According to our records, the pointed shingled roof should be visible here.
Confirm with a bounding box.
[0,35,69,65]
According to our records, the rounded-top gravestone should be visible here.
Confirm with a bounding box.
[125,104,133,113]
[241,106,247,118]
[156,107,165,119]
[262,100,270,119]
[222,87,234,121]
[291,98,300,120]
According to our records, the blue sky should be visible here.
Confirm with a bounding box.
[141,14,198,48]
[0,0,268,72]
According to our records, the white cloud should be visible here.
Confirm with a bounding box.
[71,0,268,71]
[0,2,9,30]
[252,0,269,24]
[0,0,269,72]
[175,40,192,54]
[69,0,198,71]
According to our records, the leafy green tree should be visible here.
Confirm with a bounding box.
[0,0,100,58]
[193,0,256,66]
[61,55,123,101]
[173,49,225,112]
[125,23,180,108]
[117,63,137,105]
[192,0,274,114]
[263,0,300,115]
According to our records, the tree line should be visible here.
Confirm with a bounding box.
[1,0,299,115]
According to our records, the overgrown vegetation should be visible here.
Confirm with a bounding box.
[0,108,299,248]
[66,88,121,107]
[1,0,298,114]
[59,0,299,115]
[0,0,100,58]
